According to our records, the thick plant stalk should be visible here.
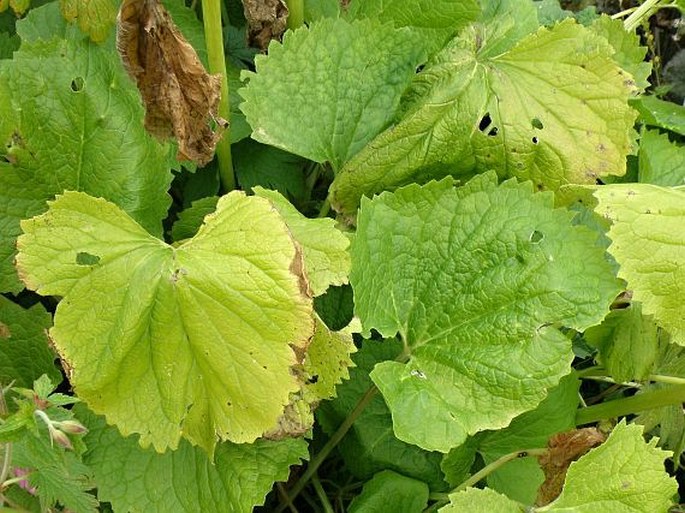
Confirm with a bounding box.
[202,0,235,191]
[576,385,685,425]
[285,0,304,29]
[623,0,663,32]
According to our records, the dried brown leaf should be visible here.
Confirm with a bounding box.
[116,0,225,165]
[242,0,288,50]
[536,427,607,506]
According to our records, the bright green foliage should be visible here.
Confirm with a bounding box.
[13,433,97,513]
[631,95,685,136]
[316,339,446,490]
[303,315,356,401]
[170,196,219,241]
[304,0,339,21]
[347,470,429,513]
[594,184,685,344]
[636,342,685,463]
[346,0,480,55]
[266,316,356,439]
[0,296,60,387]
[540,421,677,512]
[226,65,251,143]
[589,15,650,91]
[330,15,637,216]
[14,1,67,40]
[638,129,685,186]
[15,191,314,455]
[477,374,579,503]
[239,17,426,170]
[584,304,661,382]
[59,0,117,42]
[443,422,677,512]
[233,140,308,203]
[254,187,351,296]
[441,375,578,502]
[0,5,172,292]
[440,487,523,512]
[80,408,308,513]
[352,174,621,452]
[0,376,94,512]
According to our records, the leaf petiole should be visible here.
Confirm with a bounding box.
[275,386,378,512]
[576,385,685,425]
[202,0,235,191]
[285,0,304,29]
[426,449,547,511]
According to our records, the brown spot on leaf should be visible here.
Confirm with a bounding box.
[242,0,289,50]
[536,428,606,506]
[262,395,313,440]
[116,0,225,166]
[0,323,10,338]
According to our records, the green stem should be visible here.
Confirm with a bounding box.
[454,448,547,493]
[426,449,547,512]
[649,374,685,386]
[623,0,663,32]
[316,199,330,218]
[0,386,10,506]
[202,0,235,192]
[276,483,299,513]
[311,473,334,513]
[275,386,379,513]
[576,385,685,425]
[285,0,304,30]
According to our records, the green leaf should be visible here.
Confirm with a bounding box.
[631,95,685,136]
[638,129,685,186]
[59,0,118,42]
[478,374,579,504]
[346,0,479,55]
[15,2,67,41]
[239,17,425,170]
[593,184,685,344]
[348,470,429,513]
[314,283,354,331]
[0,5,172,293]
[0,31,19,59]
[440,487,523,512]
[304,0,339,21]
[330,17,637,217]
[15,191,314,455]
[264,315,356,439]
[12,431,98,513]
[440,437,479,488]
[589,15,650,91]
[353,174,621,452]
[534,0,574,25]
[233,140,308,203]
[0,296,60,387]
[540,421,677,512]
[442,377,579,502]
[227,65,251,143]
[316,339,447,490]
[584,304,661,382]
[170,196,219,241]
[303,315,356,401]
[80,407,308,513]
[254,187,351,296]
